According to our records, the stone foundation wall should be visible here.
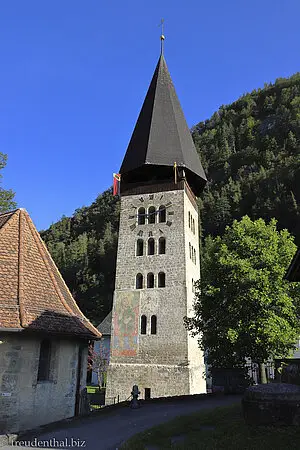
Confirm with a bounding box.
[105,363,200,404]
[0,333,86,434]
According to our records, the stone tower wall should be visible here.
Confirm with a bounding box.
[106,184,206,403]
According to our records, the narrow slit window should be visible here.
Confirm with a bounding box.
[148,206,156,224]
[136,239,144,256]
[158,272,165,288]
[188,212,191,228]
[141,315,147,334]
[148,238,155,255]
[147,272,154,288]
[136,273,143,289]
[37,339,51,381]
[189,242,192,259]
[194,248,196,264]
[138,207,146,225]
[158,237,166,254]
[151,315,157,335]
[192,278,194,293]
[158,205,166,223]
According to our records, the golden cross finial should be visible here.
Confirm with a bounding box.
[159,18,165,55]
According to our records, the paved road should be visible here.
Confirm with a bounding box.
[4,395,241,450]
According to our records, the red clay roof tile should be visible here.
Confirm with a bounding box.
[0,209,101,339]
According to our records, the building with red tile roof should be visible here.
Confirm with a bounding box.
[0,209,101,435]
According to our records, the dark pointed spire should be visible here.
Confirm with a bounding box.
[120,53,207,196]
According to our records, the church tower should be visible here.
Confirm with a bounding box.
[105,41,207,403]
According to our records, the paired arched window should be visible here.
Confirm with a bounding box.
[138,207,146,225]
[136,239,143,256]
[151,315,157,335]
[136,273,143,289]
[158,237,166,254]
[140,315,157,335]
[158,272,165,288]
[158,205,166,223]
[136,272,166,289]
[141,315,147,334]
[148,206,156,224]
[189,243,197,264]
[188,211,196,234]
[147,272,154,288]
[148,238,155,255]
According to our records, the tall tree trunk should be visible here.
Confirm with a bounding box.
[260,362,267,384]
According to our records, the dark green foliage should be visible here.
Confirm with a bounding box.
[40,189,120,325]
[193,73,300,244]
[41,73,300,324]
[185,216,300,369]
[0,153,16,212]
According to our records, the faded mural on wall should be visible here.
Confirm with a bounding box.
[111,291,139,357]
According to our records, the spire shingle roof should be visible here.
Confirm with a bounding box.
[120,55,207,194]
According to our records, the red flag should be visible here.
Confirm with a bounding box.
[113,173,121,196]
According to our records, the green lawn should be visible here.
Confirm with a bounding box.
[86,385,99,394]
[121,403,300,449]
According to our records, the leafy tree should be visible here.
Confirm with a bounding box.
[0,153,16,212]
[185,216,300,383]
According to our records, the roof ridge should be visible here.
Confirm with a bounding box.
[145,56,162,164]
[0,209,19,235]
[160,56,185,166]
[18,210,26,327]
[0,208,19,217]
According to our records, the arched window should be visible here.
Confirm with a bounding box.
[136,239,144,256]
[138,207,146,225]
[158,272,165,288]
[147,272,154,288]
[158,237,166,254]
[37,339,51,381]
[158,205,166,223]
[188,212,191,228]
[148,206,156,224]
[141,315,147,334]
[136,273,143,289]
[192,218,195,234]
[148,238,155,255]
[151,315,157,335]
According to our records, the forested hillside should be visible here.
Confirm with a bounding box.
[41,73,300,325]
[193,73,300,241]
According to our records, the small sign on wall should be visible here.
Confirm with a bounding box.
[1,392,12,397]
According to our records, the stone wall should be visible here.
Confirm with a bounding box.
[106,185,206,403]
[0,333,87,434]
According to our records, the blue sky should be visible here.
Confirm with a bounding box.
[1,0,299,230]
